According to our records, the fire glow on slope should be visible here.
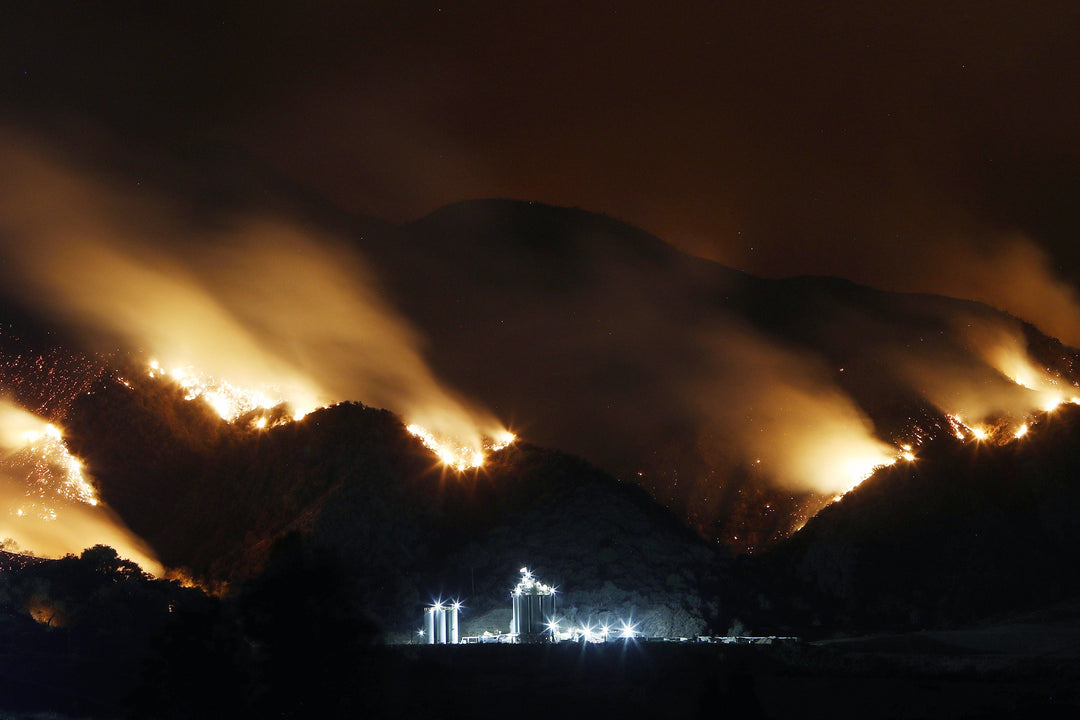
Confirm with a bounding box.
[146,360,316,424]
[0,401,161,574]
[0,135,517,476]
[145,360,516,471]
[829,399,1073,504]
[0,409,97,513]
[932,324,1080,446]
[694,329,904,498]
[800,317,1080,506]
[824,331,1080,505]
[916,319,1080,429]
[405,424,516,471]
[983,334,1079,415]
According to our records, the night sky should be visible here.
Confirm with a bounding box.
[4,2,1079,315]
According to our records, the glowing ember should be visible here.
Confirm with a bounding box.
[404,423,515,471]
[947,415,991,442]
[407,423,483,470]
[1042,395,1065,413]
[0,401,161,574]
[147,360,318,425]
[148,360,514,470]
[945,407,1056,446]
[11,422,97,513]
[489,430,517,452]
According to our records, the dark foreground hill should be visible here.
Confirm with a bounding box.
[3,194,1080,717]
[729,402,1080,637]
[355,199,1080,550]
[62,369,725,638]
[2,549,1077,720]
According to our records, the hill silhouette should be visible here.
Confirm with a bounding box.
[0,199,1079,717]
[355,199,1080,550]
[2,198,1079,638]
[727,402,1080,636]
[62,368,725,637]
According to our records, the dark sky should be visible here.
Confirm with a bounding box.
[4,2,1080,335]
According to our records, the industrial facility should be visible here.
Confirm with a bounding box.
[420,600,461,645]
[418,567,796,646]
[419,567,558,645]
[509,567,557,642]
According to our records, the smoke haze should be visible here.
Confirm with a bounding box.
[0,400,161,573]
[1,127,1078,552]
[691,327,896,495]
[0,130,506,452]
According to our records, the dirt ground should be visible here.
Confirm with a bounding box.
[388,630,1080,720]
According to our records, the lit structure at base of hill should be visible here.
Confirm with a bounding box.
[507,567,640,644]
[510,567,557,642]
[419,567,648,645]
[420,600,461,644]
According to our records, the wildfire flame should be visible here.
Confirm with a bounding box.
[148,360,318,424]
[825,339,1080,504]
[0,401,161,575]
[827,442,922,499]
[14,422,98,513]
[148,359,516,471]
[0,405,98,515]
[406,424,515,471]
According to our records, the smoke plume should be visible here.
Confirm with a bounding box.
[0,400,161,573]
[691,326,896,496]
[0,129,505,452]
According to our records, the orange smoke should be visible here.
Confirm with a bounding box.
[0,400,161,574]
[0,128,509,465]
[693,327,896,495]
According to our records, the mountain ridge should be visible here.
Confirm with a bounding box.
[351,198,1080,550]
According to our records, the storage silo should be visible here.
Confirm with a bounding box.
[435,604,447,644]
[510,567,556,642]
[423,605,436,645]
[422,601,461,645]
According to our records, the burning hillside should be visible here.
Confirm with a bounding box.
[0,396,160,573]
[730,400,1080,635]
[2,135,1080,566]
[350,199,1080,551]
[0,131,515,482]
[53,372,722,637]
[141,357,516,470]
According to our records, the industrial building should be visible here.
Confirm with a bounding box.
[510,567,556,642]
[419,567,557,644]
[417,567,798,647]
[420,567,650,645]
[421,601,460,645]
